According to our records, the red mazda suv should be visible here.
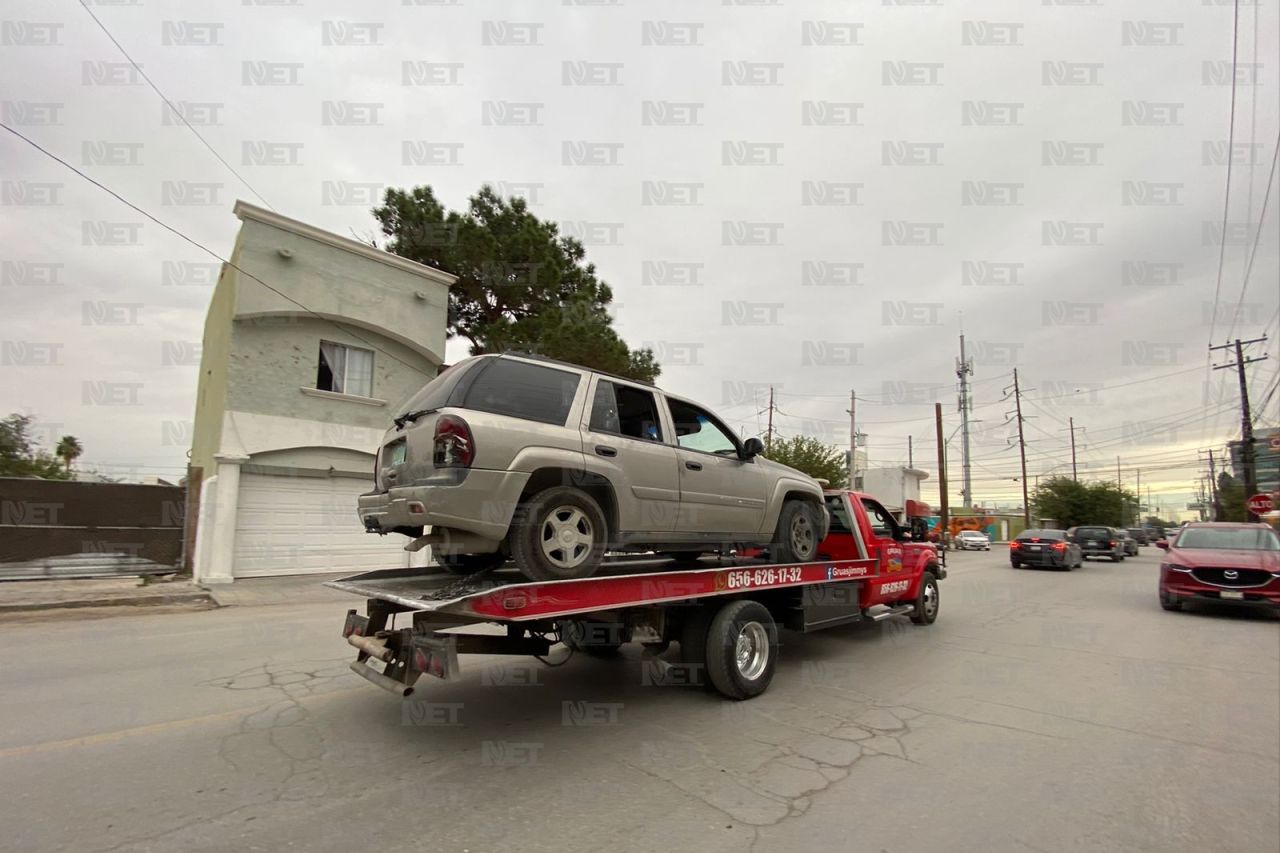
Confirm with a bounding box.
[1157,522,1280,613]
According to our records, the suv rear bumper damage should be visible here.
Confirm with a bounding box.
[359,468,531,541]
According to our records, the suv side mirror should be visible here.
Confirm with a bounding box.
[742,437,764,458]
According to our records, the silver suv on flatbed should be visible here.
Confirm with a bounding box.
[359,353,829,580]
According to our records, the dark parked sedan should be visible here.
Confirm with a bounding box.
[1010,528,1083,570]
[1126,527,1150,546]
[1068,526,1126,562]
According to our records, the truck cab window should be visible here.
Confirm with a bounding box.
[860,498,899,539]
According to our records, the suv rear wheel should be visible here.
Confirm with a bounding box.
[510,486,608,581]
[770,499,822,563]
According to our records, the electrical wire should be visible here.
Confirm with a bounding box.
[1,122,435,380]
[78,3,275,211]
[1225,130,1280,342]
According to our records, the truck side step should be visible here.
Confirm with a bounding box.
[866,604,914,622]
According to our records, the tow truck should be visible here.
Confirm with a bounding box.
[330,489,944,700]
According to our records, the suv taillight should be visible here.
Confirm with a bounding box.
[433,415,475,467]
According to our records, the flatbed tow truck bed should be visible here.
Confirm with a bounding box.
[329,550,944,700]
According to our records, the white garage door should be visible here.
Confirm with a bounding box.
[233,473,411,577]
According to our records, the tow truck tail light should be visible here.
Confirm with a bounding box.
[433,415,475,468]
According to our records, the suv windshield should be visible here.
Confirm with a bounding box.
[1173,527,1280,551]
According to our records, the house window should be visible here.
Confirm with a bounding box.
[317,341,373,398]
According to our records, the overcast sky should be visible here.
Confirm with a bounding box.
[2,0,1277,518]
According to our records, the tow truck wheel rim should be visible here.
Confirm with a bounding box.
[922,580,938,619]
[789,513,815,557]
[541,506,594,570]
[735,621,770,680]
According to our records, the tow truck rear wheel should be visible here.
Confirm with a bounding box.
[705,600,779,700]
[909,571,939,625]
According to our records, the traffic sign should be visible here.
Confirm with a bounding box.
[1246,493,1274,516]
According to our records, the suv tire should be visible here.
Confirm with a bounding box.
[770,499,822,563]
[435,552,505,575]
[510,486,608,581]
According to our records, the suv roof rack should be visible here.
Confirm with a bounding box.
[497,350,656,387]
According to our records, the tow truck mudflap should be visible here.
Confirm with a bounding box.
[342,609,462,697]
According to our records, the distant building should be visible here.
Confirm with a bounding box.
[1228,426,1280,495]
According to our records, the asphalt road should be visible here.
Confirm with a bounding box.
[2,549,1277,853]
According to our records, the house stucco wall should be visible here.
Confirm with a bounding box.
[190,262,237,476]
[230,211,450,365]
[226,316,432,427]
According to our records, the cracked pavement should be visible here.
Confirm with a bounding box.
[0,549,1276,853]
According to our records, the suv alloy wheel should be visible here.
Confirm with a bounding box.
[509,486,608,581]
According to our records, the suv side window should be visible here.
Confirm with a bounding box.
[589,381,663,442]
[668,398,739,456]
[457,359,580,425]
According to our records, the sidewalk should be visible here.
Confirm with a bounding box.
[202,572,353,608]
[0,576,217,614]
[0,571,354,615]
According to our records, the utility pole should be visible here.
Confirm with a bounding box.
[765,386,775,451]
[1212,336,1269,519]
[1008,369,1030,527]
[934,403,949,547]
[1208,449,1219,521]
[1063,418,1080,481]
[908,435,913,468]
[1135,468,1141,525]
[956,334,974,508]
[1116,455,1121,487]
[846,389,856,490]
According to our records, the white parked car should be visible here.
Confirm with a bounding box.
[956,530,991,551]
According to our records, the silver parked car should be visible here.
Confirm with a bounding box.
[358,354,829,581]
[955,530,991,551]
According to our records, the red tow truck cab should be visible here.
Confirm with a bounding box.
[817,489,945,610]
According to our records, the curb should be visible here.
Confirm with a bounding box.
[0,592,219,615]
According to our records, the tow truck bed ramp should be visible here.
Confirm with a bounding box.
[325,556,880,622]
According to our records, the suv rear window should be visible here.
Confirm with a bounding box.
[457,358,581,425]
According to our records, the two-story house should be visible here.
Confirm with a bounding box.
[190,201,454,583]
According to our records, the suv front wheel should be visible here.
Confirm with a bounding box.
[510,486,608,581]
[770,499,822,563]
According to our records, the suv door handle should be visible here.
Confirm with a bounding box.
[684,460,703,471]
[595,445,617,458]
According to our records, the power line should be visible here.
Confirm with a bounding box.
[1202,0,1244,447]
[77,2,275,211]
[0,122,434,380]
[1225,130,1280,342]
